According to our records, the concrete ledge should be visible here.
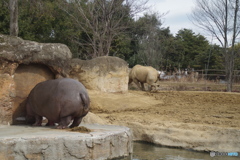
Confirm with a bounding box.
[0,124,133,160]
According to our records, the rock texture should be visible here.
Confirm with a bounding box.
[0,34,72,77]
[13,64,54,124]
[0,35,132,160]
[0,124,133,160]
[82,112,108,125]
[70,56,129,93]
[88,90,240,152]
[0,73,15,125]
[0,34,72,124]
[125,121,240,152]
[0,34,129,125]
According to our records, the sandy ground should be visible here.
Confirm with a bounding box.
[87,89,240,152]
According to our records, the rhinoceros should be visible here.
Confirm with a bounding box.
[129,65,160,91]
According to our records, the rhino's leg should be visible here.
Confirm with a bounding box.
[57,116,72,129]
[150,84,156,91]
[147,84,151,91]
[150,83,159,92]
[70,117,83,128]
[133,79,142,90]
[32,115,43,126]
[128,78,133,84]
[140,82,145,91]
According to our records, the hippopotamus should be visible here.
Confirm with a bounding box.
[26,78,90,129]
[129,65,160,91]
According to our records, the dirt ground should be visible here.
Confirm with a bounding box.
[87,86,240,151]
[90,90,240,129]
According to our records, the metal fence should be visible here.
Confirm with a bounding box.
[158,69,240,92]
[196,69,240,83]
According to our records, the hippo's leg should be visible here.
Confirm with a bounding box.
[57,116,72,129]
[26,115,35,125]
[70,117,83,128]
[46,121,55,126]
[32,115,43,126]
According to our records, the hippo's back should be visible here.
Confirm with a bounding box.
[27,78,89,121]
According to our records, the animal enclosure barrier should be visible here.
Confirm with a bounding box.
[196,69,240,83]
[154,69,240,92]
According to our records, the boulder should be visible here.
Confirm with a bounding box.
[0,73,15,125]
[0,124,133,160]
[0,35,132,159]
[70,56,129,93]
[0,34,129,125]
[0,34,72,125]
[0,34,71,77]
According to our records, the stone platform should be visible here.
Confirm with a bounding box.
[0,124,132,160]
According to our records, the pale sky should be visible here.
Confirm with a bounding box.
[140,0,211,39]
[145,0,200,35]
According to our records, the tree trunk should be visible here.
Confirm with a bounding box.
[9,0,18,36]
[227,0,239,92]
[191,0,240,92]
[226,54,234,92]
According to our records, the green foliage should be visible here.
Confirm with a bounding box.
[0,0,10,34]
[195,44,224,70]
[149,28,224,71]
[174,29,209,68]
[18,0,55,41]
[0,0,83,57]
[0,0,226,70]
[109,34,134,60]
[232,43,240,70]
[60,0,134,58]
[128,13,173,70]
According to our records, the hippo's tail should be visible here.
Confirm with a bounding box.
[80,93,90,111]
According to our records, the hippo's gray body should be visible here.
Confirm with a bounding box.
[26,78,90,129]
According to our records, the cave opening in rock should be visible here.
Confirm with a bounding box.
[12,64,54,125]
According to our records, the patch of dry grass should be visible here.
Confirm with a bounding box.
[129,78,240,92]
[68,126,92,133]
[157,79,240,92]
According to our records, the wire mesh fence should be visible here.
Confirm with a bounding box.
[155,69,240,92]
[196,69,240,83]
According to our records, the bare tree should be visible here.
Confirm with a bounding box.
[59,0,148,58]
[9,0,18,36]
[136,13,167,69]
[191,0,240,92]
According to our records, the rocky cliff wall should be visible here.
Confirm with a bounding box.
[0,34,72,124]
[0,34,129,125]
[0,34,72,77]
